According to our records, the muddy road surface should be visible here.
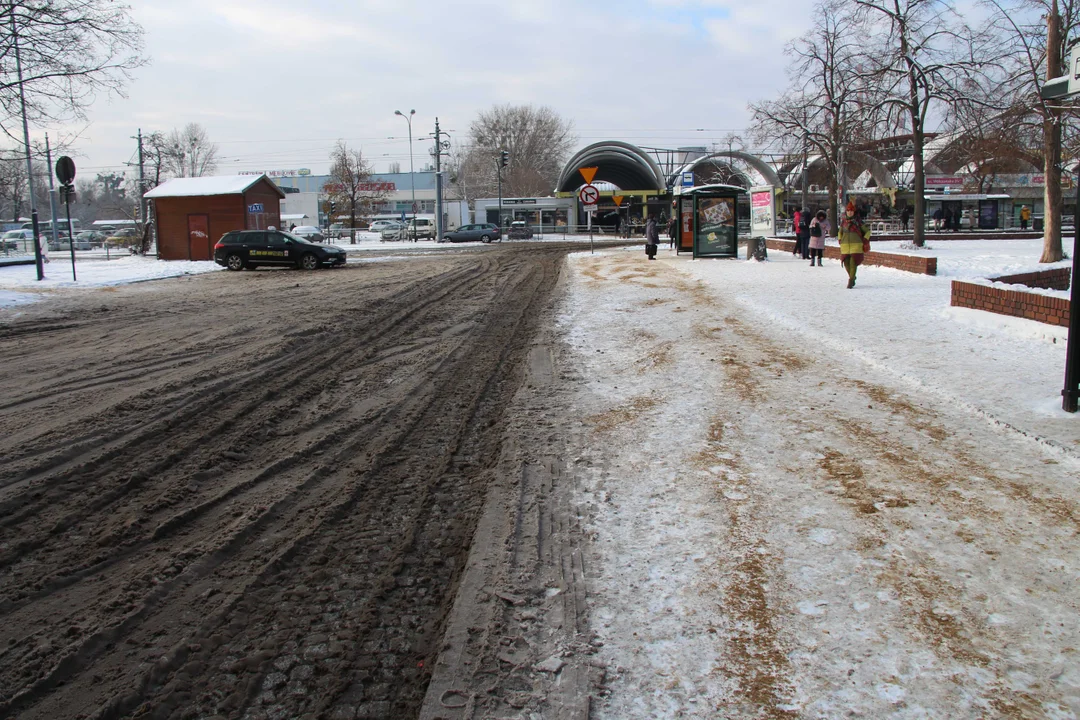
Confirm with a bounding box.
[0,245,584,719]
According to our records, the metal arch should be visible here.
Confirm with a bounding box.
[845,150,897,188]
[557,141,667,192]
[677,151,783,188]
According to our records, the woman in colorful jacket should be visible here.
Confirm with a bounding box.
[837,200,870,288]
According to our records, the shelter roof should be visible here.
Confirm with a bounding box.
[144,174,286,199]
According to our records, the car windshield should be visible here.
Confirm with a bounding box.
[3,230,20,238]
[280,231,313,245]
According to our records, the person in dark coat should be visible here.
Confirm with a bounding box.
[667,216,678,249]
[645,216,659,259]
[900,207,910,232]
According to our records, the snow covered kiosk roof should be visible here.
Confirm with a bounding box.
[143,174,286,199]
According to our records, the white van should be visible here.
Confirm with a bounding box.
[407,218,435,240]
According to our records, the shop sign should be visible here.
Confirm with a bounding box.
[239,169,311,178]
[358,182,396,192]
[925,176,965,186]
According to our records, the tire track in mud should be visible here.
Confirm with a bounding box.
[0,258,487,626]
[0,259,487,537]
[0,248,570,720]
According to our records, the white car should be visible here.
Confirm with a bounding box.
[369,220,400,234]
[291,225,325,243]
[379,223,407,241]
[3,229,31,250]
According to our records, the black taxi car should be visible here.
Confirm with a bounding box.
[213,229,346,271]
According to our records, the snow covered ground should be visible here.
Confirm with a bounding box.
[559,241,1079,718]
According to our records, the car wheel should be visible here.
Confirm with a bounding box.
[226,253,245,271]
[481,235,491,243]
[299,253,319,270]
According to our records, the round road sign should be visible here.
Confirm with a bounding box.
[578,184,599,205]
[56,156,76,185]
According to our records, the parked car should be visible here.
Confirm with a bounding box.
[439,223,502,243]
[328,223,347,239]
[369,220,400,234]
[406,218,435,240]
[213,229,347,271]
[380,222,407,241]
[291,225,325,243]
[106,228,140,246]
[508,221,533,239]
[3,229,31,249]
[76,231,106,248]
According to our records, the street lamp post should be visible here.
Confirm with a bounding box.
[395,109,416,241]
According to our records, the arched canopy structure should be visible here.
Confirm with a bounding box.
[556,141,667,193]
[846,150,897,189]
[677,151,783,189]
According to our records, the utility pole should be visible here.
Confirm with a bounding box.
[44,133,60,252]
[136,129,148,250]
[137,129,146,227]
[432,118,448,241]
[11,7,44,280]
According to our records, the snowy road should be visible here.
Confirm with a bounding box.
[562,247,1079,718]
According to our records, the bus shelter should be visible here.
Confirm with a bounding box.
[675,184,746,258]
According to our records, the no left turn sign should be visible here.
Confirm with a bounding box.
[578,184,599,205]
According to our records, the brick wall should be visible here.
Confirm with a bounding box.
[991,267,1072,291]
[764,238,938,276]
[951,279,1071,327]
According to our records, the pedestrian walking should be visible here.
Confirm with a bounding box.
[837,200,870,289]
[933,207,943,232]
[645,216,659,260]
[1020,205,1031,230]
[667,215,677,249]
[808,210,829,267]
[900,207,910,232]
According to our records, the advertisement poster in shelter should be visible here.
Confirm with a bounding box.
[695,196,737,257]
[750,187,775,236]
[680,199,694,252]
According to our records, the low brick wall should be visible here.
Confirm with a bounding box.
[991,267,1072,291]
[764,238,937,276]
[951,272,1072,327]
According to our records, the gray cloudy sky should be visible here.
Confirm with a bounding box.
[60,0,811,178]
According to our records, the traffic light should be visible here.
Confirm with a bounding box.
[500,150,509,168]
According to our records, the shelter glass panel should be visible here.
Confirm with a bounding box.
[695,196,737,257]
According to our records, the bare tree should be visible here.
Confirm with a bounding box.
[0,1,145,143]
[323,140,388,243]
[461,104,576,198]
[750,0,873,231]
[982,0,1080,261]
[388,161,402,174]
[163,123,219,178]
[855,0,994,247]
[0,153,28,221]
